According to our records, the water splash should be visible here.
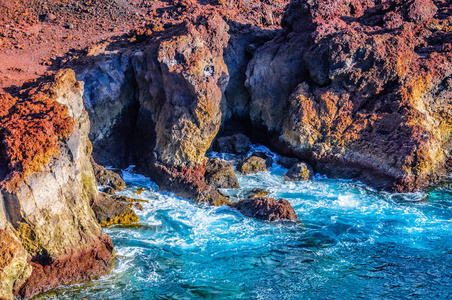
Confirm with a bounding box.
[39,146,452,299]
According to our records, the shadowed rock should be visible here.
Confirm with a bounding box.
[205,158,240,189]
[213,134,251,154]
[277,157,301,169]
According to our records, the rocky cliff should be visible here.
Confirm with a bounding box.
[77,0,452,199]
[247,0,452,192]
[0,70,114,299]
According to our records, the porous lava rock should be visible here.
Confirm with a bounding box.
[233,197,298,221]
[251,151,273,168]
[285,162,314,181]
[236,156,268,174]
[247,0,452,192]
[205,158,240,189]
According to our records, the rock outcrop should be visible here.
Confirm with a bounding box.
[91,193,139,227]
[91,157,126,192]
[233,197,298,221]
[246,0,452,192]
[204,158,240,189]
[285,162,314,181]
[0,70,114,299]
[236,156,268,174]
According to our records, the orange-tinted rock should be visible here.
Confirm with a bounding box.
[247,0,452,192]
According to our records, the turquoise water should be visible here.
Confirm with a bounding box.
[41,145,452,299]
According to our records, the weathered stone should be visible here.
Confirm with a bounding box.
[245,188,269,198]
[236,156,267,175]
[91,157,126,191]
[0,70,114,299]
[247,0,452,192]
[213,134,251,154]
[251,152,273,169]
[111,195,149,203]
[233,197,298,221]
[205,158,240,189]
[91,193,139,227]
[277,157,301,169]
[284,162,314,181]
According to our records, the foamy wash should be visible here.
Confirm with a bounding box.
[38,146,452,299]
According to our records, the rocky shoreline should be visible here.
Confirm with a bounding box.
[1,0,452,298]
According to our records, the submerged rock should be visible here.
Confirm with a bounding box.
[91,193,139,227]
[213,134,251,154]
[236,156,268,175]
[285,162,314,181]
[233,197,298,221]
[205,158,240,189]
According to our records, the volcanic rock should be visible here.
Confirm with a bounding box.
[91,157,126,191]
[0,70,114,299]
[285,162,314,181]
[251,152,273,168]
[205,159,240,189]
[244,188,269,198]
[91,193,139,227]
[234,197,298,221]
[247,0,452,192]
[236,156,268,175]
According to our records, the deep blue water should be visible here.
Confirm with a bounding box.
[39,145,452,299]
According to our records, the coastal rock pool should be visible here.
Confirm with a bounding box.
[40,146,452,299]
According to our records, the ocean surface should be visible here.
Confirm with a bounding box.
[39,145,452,299]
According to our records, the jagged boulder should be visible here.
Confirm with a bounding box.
[91,157,126,191]
[90,193,139,227]
[233,197,298,221]
[244,188,269,198]
[285,162,314,181]
[205,159,240,189]
[236,156,268,175]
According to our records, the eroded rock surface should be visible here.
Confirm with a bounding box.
[285,162,314,181]
[236,156,268,174]
[205,158,240,189]
[234,197,298,221]
[91,157,126,191]
[247,0,452,192]
[0,70,114,299]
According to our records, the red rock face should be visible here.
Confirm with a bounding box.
[18,234,114,299]
[0,81,74,192]
[248,0,452,192]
